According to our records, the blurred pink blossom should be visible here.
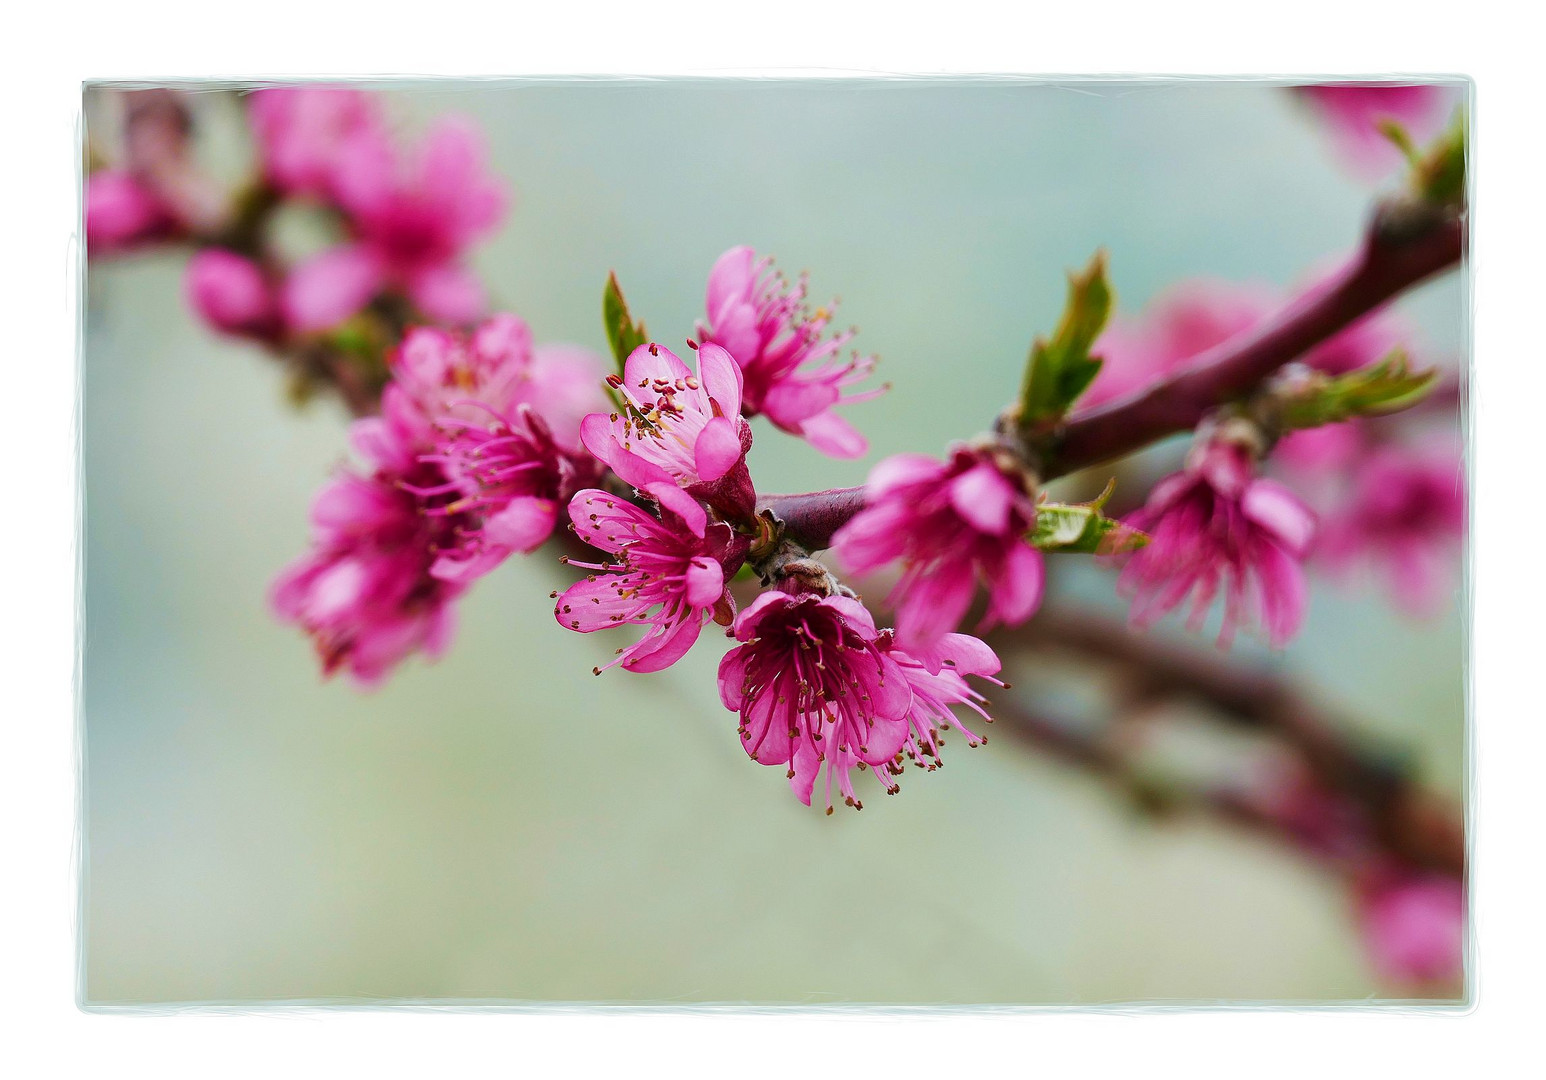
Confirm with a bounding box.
[1296,84,1458,180]
[1086,277,1415,411]
[283,116,506,331]
[832,445,1044,651]
[697,246,882,458]
[85,169,174,252]
[248,86,383,199]
[1115,433,1316,648]
[1084,280,1278,409]
[1314,442,1465,617]
[274,314,603,681]
[1358,872,1465,987]
[183,248,278,337]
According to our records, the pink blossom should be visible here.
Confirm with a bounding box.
[418,403,599,584]
[718,590,914,812]
[271,468,466,689]
[282,116,506,331]
[696,246,882,458]
[580,342,755,529]
[1272,419,1368,478]
[272,314,602,680]
[831,445,1044,651]
[247,86,382,199]
[361,316,605,584]
[1297,84,1459,179]
[85,169,174,252]
[389,317,536,427]
[1314,443,1465,617]
[524,343,610,454]
[274,377,481,686]
[381,315,608,447]
[880,631,1003,772]
[1357,872,1465,987]
[183,248,278,337]
[554,489,747,674]
[1084,280,1277,408]
[1116,435,1317,648]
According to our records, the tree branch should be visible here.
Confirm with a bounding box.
[1045,208,1464,475]
[760,201,1465,552]
[987,608,1464,879]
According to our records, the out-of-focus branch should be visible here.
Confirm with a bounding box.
[984,608,1464,880]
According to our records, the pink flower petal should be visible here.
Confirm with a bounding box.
[797,410,868,460]
[762,376,840,427]
[693,415,743,482]
[895,558,976,651]
[902,632,1003,678]
[696,342,744,419]
[621,616,704,674]
[986,541,1046,627]
[1242,479,1317,557]
[949,462,1016,536]
[407,261,487,325]
[621,342,692,391]
[482,495,558,554]
[684,556,725,609]
[866,453,947,497]
[644,482,707,538]
[705,245,757,327]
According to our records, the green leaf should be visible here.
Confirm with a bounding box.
[1017,250,1113,432]
[1414,111,1466,207]
[1029,480,1149,555]
[1377,119,1422,168]
[1278,348,1438,430]
[602,271,649,374]
[602,272,649,410]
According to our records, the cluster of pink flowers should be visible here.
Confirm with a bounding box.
[1088,279,1463,635]
[273,314,605,686]
[108,86,1463,825]
[90,86,507,346]
[556,340,755,673]
[530,257,1009,809]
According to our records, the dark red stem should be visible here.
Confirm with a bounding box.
[1045,209,1465,475]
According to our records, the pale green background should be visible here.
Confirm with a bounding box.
[81,79,1467,1004]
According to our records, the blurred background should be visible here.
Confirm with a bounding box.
[81,79,1466,1004]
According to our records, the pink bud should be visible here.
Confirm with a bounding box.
[184,249,276,336]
